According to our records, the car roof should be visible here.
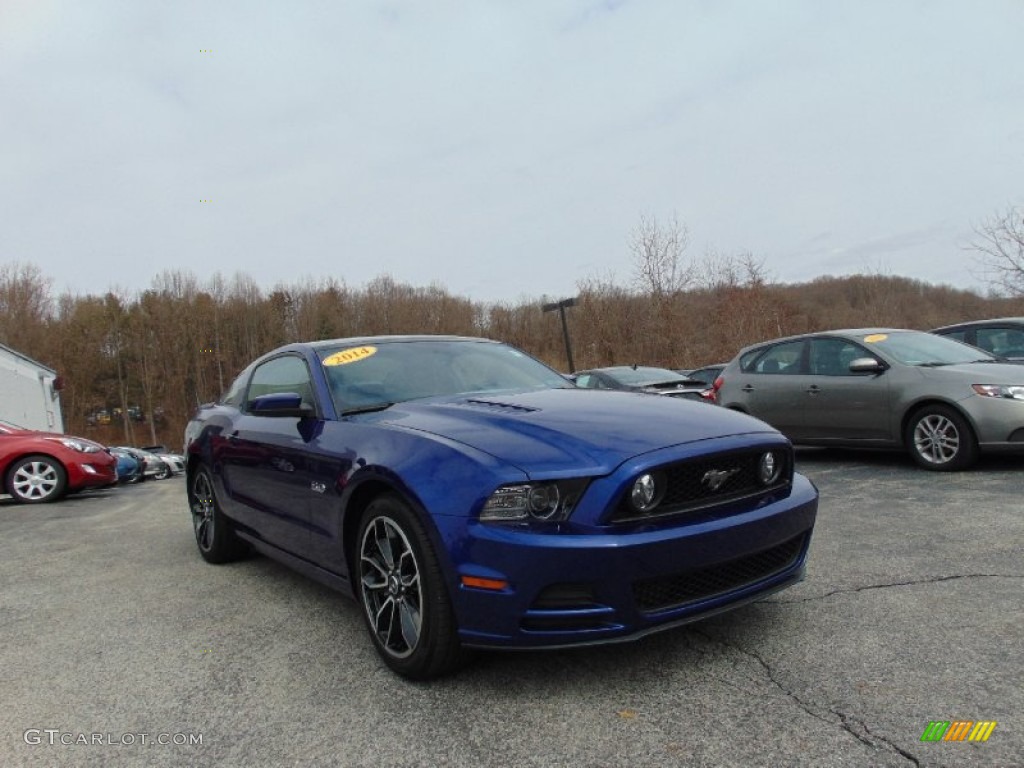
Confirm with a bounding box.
[736,328,916,353]
[931,317,1024,332]
[252,335,500,361]
[258,335,497,358]
[579,366,677,374]
[308,335,492,350]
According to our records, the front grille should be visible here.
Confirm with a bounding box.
[612,447,791,522]
[633,533,806,613]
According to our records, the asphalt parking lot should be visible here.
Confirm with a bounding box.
[1,452,1021,768]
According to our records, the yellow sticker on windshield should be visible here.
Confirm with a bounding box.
[863,334,888,343]
[323,346,377,366]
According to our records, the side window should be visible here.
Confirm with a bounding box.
[939,329,967,343]
[220,371,249,407]
[739,349,762,372]
[809,338,871,376]
[977,327,1024,357]
[753,341,805,374]
[574,374,593,388]
[246,356,316,412]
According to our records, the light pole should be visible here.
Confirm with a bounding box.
[542,297,578,373]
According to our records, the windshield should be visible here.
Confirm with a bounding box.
[319,339,571,412]
[607,367,687,386]
[859,331,995,366]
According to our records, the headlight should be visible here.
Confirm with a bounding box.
[46,437,102,453]
[972,384,1024,400]
[480,479,588,523]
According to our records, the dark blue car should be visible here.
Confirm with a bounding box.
[184,336,817,679]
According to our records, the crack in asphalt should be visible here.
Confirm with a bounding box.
[766,573,1021,604]
[693,629,921,767]
[830,709,922,768]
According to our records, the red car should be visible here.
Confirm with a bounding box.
[1,421,117,503]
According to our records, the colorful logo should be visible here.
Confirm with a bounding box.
[920,721,997,742]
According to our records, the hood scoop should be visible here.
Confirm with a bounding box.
[458,398,540,414]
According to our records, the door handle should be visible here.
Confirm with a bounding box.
[741,384,754,393]
[805,385,821,395]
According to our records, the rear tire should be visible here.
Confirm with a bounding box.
[357,494,464,680]
[188,465,248,563]
[905,405,978,471]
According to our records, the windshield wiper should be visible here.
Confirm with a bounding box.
[342,402,394,416]
[916,362,950,367]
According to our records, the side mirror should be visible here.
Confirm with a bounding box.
[248,392,313,418]
[849,358,886,374]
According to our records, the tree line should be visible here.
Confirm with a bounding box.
[1,251,1021,449]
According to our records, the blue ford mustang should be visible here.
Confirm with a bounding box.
[184,336,818,679]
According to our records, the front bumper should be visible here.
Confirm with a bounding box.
[67,459,119,490]
[447,473,818,649]
[960,394,1024,451]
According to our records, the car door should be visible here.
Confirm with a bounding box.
[734,340,810,438]
[218,354,322,556]
[804,337,893,441]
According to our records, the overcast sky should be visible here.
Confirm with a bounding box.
[2,0,1022,303]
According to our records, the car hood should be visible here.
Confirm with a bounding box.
[375,388,776,476]
[920,362,1024,382]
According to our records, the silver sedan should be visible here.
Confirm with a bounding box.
[714,328,1024,470]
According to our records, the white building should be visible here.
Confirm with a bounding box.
[0,342,64,433]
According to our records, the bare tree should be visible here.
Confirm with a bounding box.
[969,206,1024,296]
[630,214,692,296]
[0,262,53,350]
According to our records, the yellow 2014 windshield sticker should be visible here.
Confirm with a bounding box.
[323,346,377,366]
[863,334,888,343]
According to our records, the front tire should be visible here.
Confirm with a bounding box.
[357,495,464,680]
[188,466,248,563]
[6,455,68,503]
[905,405,978,471]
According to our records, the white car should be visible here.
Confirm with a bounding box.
[143,446,185,475]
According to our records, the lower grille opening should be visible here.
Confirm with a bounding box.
[633,534,807,614]
[531,583,596,609]
[522,583,615,632]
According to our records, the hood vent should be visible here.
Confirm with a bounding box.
[459,398,540,414]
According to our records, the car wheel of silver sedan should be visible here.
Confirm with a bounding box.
[906,405,978,471]
[5,455,68,504]
[357,495,463,679]
[188,466,247,563]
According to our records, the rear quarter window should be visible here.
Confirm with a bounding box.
[739,349,764,372]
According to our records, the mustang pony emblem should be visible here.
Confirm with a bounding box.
[702,468,740,491]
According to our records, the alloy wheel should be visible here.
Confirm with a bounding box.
[360,516,423,659]
[913,413,960,465]
[191,471,216,552]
